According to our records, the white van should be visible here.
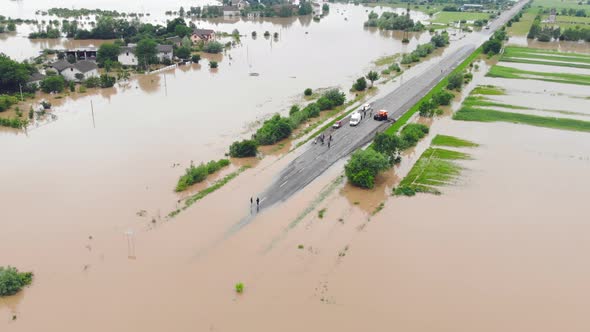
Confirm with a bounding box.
[350,112,361,126]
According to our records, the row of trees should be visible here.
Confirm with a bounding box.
[528,14,590,42]
[400,31,450,64]
[228,89,346,157]
[364,11,425,31]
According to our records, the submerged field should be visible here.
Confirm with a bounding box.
[455,46,590,132]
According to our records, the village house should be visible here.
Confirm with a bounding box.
[118,45,138,66]
[223,6,241,17]
[191,28,216,43]
[51,60,99,82]
[156,44,173,62]
[460,4,484,11]
[26,72,46,87]
[117,44,174,66]
[231,0,250,10]
[165,36,183,47]
[63,47,98,61]
[247,11,262,18]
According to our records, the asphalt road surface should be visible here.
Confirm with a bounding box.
[257,0,529,209]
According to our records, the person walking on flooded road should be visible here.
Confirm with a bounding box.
[250,197,253,205]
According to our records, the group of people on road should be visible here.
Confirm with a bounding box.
[314,133,334,148]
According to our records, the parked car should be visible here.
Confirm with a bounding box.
[373,110,388,121]
[349,112,361,126]
[361,103,372,111]
[332,120,343,129]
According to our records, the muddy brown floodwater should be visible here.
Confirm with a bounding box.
[0,2,441,329]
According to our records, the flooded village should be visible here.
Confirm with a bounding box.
[1,0,590,330]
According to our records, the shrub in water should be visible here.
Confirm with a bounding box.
[229,139,258,158]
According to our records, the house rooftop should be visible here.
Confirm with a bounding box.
[51,60,72,72]
[193,28,215,35]
[156,44,173,53]
[166,36,182,44]
[27,72,46,83]
[73,60,98,73]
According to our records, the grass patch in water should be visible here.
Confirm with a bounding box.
[318,208,326,219]
[463,96,529,110]
[169,166,249,217]
[374,53,400,66]
[503,46,590,63]
[487,65,590,86]
[453,107,590,132]
[471,85,505,95]
[500,57,590,70]
[431,135,478,148]
[394,147,470,196]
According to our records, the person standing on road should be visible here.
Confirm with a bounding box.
[329,135,332,142]
[328,140,331,148]
[250,197,253,205]
[256,197,260,207]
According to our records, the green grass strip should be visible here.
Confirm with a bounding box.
[503,46,590,62]
[383,47,483,136]
[395,147,470,196]
[168,166,250,217]
[487,65,590,86]
[453,107,590,132]
[501,57,590,70]
[463,96,530,110]
[471,85,505,95]
[431,135,478,147]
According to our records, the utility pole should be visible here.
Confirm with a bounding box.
[19,84,23,101]
[90,100,95,128]
[164,74,168,96]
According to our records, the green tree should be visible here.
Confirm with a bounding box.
[209,61,218,68]
[366,70,379,87]
[352,77,367,91]
[344,149,390,189]
[0,54,33,93]
[96,43,120,66]
[304,88,312,96]
[0,266,33,297]
[446,72,464,91]
[482,39,502,54]
[174,46,191,59]
[40,76,65,93]
[191,54,201,63]
[299,1,313,15]
[373,132,402,164]
[229,139,258,157]
[7,22,16,32]
[203,41,223,54]
[135,38,158,68]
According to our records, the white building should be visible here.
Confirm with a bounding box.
[118,45,138,66]
[156,45,173,62]
[118,44,174,66]
[51,60,99,82]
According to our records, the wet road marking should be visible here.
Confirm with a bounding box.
[280,180,289,188]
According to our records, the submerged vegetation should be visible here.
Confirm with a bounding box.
[169,166,249,217]
[175,159,230,192]
[500,46,590,69]
[453,107,590,133]
[395,147,471,196]
[431,135,478,148]
[0,266,33,297]
[487,65,590,86]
